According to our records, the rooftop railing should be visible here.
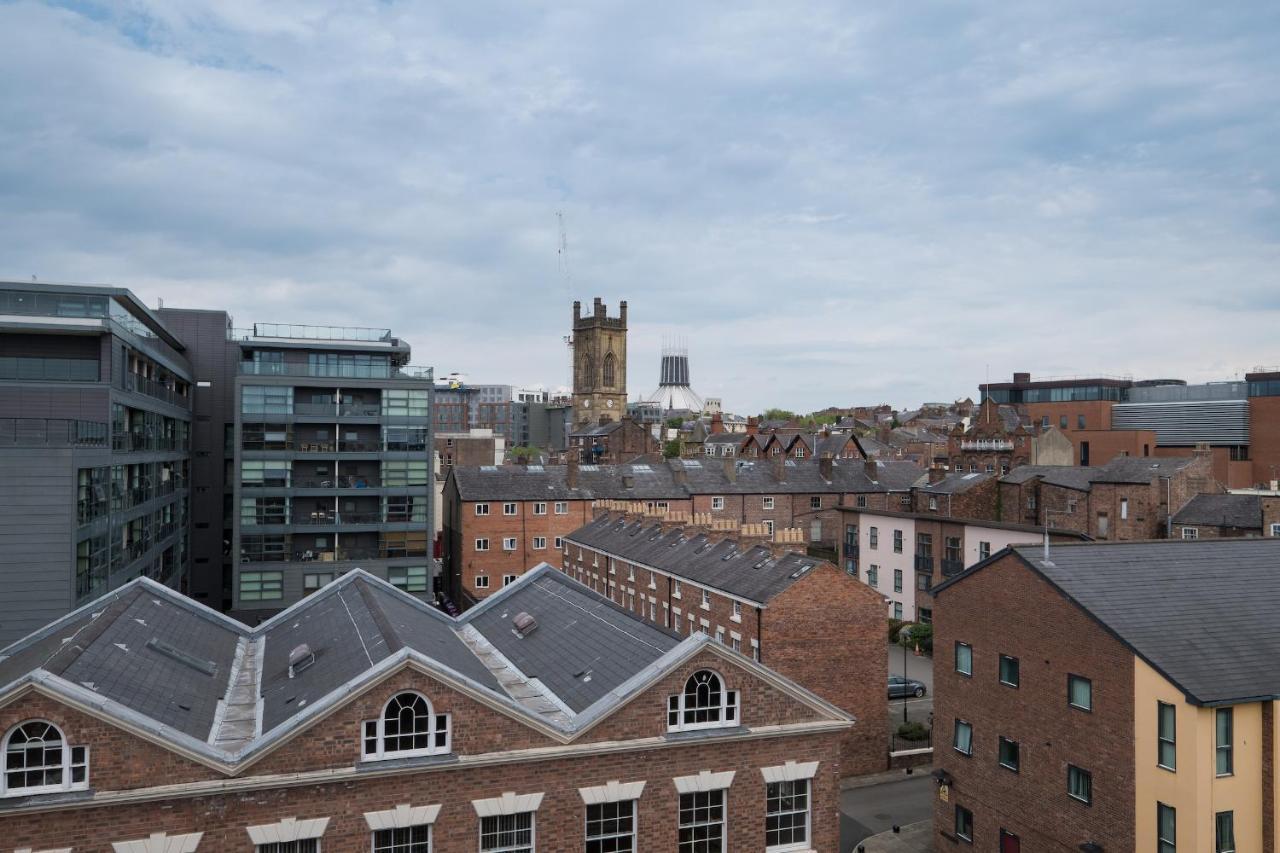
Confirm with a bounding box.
[229,323,393,342]
[238,363,433,381]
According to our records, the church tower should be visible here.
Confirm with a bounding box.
[572,298,627,427]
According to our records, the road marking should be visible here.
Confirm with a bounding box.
[890,698,932,706]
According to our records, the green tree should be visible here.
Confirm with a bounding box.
[663,439,682,458]
[761,408,796,422]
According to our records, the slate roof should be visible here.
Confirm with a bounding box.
[1090,456,1196,483]
[1172,494,1264,529]
[567,514,828,604]
[917,471,993,495]
[704,433,745,446]
[1,565,823,767]
[570,421,624,438]
[938,540,1280,706]
[450,457,924,502]
[1000,465,1101,492]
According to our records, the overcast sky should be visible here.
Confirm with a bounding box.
[2,1,1278,413]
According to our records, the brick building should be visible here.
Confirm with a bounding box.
[563,507,888,775]
[568,415,657,464]
[1170,492,1280,539]
[441,456,925,604]
[0,568,850,852]
[947,399,1035,474]
[571,298,627,428]
[911,471,1000,520]
[930,539,1280,852]
[835,507,1087,623]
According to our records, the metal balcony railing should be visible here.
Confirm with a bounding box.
[959,439,1014,451]
[914,554,933,573]
[238,363,434,381]
[293,402,384,417]
[941,558,965,577]
[124,373,191,408]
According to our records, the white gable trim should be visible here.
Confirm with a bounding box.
[111,832,203,853]
[578,779,646,805]
[471,791,545,817]
[673,769,736,794]
[760,760,820,783]
[364,803,443,830]
[245,817,329,845]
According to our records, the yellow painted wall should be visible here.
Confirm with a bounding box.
[1134,657,1263,851]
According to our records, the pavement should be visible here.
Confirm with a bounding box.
[855,820,933,852]
[887,642,934,735]
[839,768,933,853]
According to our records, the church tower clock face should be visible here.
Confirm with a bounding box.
[606,399,614,408]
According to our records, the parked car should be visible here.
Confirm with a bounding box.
[888,675,927,699]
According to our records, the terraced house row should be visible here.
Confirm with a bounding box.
[442,453,924,604]
[0,567,851,851]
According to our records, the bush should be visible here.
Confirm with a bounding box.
[896,721,929,741]
[904,622,934,656]
[888,618,907,643]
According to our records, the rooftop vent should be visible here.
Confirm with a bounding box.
[146,637,217,676]
[288,643,316,678]
[526,465,544,472]
[480,465,498,472]
[788,563,815,580]
[512,612,538,638]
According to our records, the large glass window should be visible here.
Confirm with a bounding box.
[241,497,289,526]
[384,426,429,451]
[1068,675,1092,711]
[998,736,1019,771]
[240,534,290,562]
[953,720,972,755]
[1216,811,1235,853]
[307,352,391,378]
[765,779,809,850]
[586,800,635,853]
[0,356,98,381]
[954,805,973,842]
[239,570,283,601]
[242,423,292,450]
[479,812,533,853]
[1067,765,1091,804]
[383,389,429,417]
[75,533,110,600]
[955,642,973,676]
[77,466,109,525]
[679,790,725,853]
[383,460,429,486]
[384,495,426,523]
[241,460,290,487]
[389,565,428,593]
[999,655,1020,688]
[242,385,293,415]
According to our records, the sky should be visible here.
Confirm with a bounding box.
[1,1,1278,413]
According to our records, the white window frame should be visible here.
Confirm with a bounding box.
[1120,497,1129,520]
[362,692,451,761]
[731,601,742,622]
[761,761,818,853]
[475,503,490,516]
[113,832,203,853]
[502,537,517,551]
[554,501,568,515]
[503,502,517,516]
[1181,527,1199,540]
[667,670,739,732]
[580,781,644,852]
[711,496,725,510]
[503,574,517,587]
[533,502,547,516]
[554,536,564,549]
[763,496,774,510]
[246,817,331,850]
[473,792,543,853]
[1271,523,1280,537]
[475,575,490,589]
[2,720,89,798]
[700,588,711,610]
[475,538,489,552]
[532,537,546,550]
[366,804,441,853]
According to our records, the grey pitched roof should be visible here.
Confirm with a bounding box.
[1,565,833,768]
[918,471,993,494]
[1091,456,1196,483]
[1172,493,1264,529]
[942,540,1280,706]
[570,421,624,438]
[1000,465,1101,492]
[704,433,744,446]
[567,514,828,604]
[466,572,680,712]
[450,457,924,502]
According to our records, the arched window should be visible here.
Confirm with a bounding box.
[362,692,450,761]
[667,670,739,732]
[602,352,616,388]
[2,720,88,797]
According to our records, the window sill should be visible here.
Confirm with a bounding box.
[356,752,459,772]
[730,615,742,623]
[0,787,93,811]
[665,724,748,742]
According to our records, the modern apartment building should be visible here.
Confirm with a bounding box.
[226,323,434,618]
[931,539,1280,852]
[0,281,192,645]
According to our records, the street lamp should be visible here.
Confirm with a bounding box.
[897,626,915,723]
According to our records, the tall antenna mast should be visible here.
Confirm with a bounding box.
[558,211,574,395]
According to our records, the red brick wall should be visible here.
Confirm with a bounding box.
[911,478,999,522]
[1250,394,1280,488]
[932,552,1135,851]
[765,565,888,775]
[3,732,842,852]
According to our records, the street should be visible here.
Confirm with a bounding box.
[840,772,934,852]
[887,642,934,734]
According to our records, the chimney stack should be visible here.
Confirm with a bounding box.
[928,463,947,485]
[566,454,580,489]
[819,453,834,482]
[864,457,878,482]
[723,456,738,484]
[772,455,786,483]
[710,412,724,435]
[672,463,688,487]
[746,416,758,436]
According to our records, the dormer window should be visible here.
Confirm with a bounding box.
[2,721,88,797]
[363,692,450,761]
[667,670,739,732]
